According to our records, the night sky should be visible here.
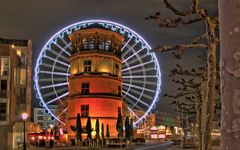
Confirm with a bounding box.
[0,0,218,114]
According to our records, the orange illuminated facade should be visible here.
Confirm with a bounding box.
[67,25,124,138]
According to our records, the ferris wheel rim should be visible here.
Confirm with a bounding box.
[34,19,162,126]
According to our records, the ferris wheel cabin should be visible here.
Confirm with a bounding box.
[67,25,124,138]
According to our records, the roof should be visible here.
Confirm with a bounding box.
[84,23,108,30]
[0,37,28,46]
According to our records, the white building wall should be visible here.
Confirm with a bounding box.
[33,107,58,129]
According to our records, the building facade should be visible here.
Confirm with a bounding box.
[0,38,32,150]
[33,106,59,130]
[67,26,124,138]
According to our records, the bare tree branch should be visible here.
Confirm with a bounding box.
[169,64,206,79]
[192,33,207,44]
[157,16,204,28]
[163,0,193,16]
[156,43,207,52]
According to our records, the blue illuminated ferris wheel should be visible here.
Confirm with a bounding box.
[34,20,161,126]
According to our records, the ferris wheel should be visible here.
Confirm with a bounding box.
[34,20,161,126]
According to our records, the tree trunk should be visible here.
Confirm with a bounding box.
[201,14,218,150]
[196,94,202,150]
[201,79,208,150]
[219,0,240,149]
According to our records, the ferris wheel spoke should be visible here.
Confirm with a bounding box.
[122,47,145,63]
[42,87,68,98]
[44,55,70,67]
[41,63,67,72]
[122,41,140,58]
[123,82,155,93]
[46,92,69,105]
[123,79,157,86]
[40,82,68,89]
[129,87,153,100]
[127,107,140,119]
[122,45,133,59]
[124,87,145,100]
[125,53,149,67]
[121,36,132,52]
[122,67,156,75]
[39,77,67,82]
[53,42,71,56]
[122,75,157,79]
[48,48,69,62]
[39,70,70,76]
[59,37,70,46]
[57,108,68,118]
[122,90,149,107]
[123,95,142,110]
[122,61,152,72]
[58,37,72,52]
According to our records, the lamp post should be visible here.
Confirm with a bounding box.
[22,113,28,150]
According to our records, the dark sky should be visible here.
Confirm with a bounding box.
[0,0,218,114]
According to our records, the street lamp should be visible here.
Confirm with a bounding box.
[22,113,28,150]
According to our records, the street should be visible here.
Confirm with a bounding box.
[133,141,173,150]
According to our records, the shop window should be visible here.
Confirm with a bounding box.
[84,60,92,72]
[81,83,89,94]
[20,68,27,85]
[21,54,27,66]
[0,80,7,98]
[0,103,7,121]
[19,88,26,104]
[81,105,89,118]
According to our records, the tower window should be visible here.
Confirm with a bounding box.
[82,39,88,49]
[0,103,7,121]
[81,83,89,94]
[98,39,104,50]
[114,64,119,76]
[84,60,92,72]
[88,38,95,49]
[118,86,121,97]
[81,105,89,117]
[105,40,111,50]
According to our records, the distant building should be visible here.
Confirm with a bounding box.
[33,106,59,129]
[0,37,32,150]
[155,111,180,127]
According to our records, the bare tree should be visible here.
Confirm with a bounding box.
[146,0,219,149]
[164,63,206,149]
[219,0,240,149]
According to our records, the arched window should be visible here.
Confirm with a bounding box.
[105,40,111,50]
[88,38,95,49]
[82,38,88,49]
[98,39,104,50]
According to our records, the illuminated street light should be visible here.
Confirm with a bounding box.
[21,113,28,150]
